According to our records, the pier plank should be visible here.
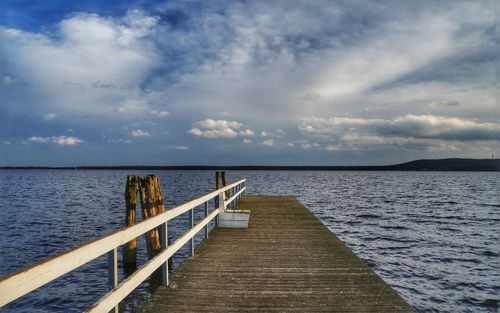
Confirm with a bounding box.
[139,195,415,312]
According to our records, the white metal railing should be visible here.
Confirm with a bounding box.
[0,179,246,312]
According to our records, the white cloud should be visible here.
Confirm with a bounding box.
[387,115,500,140]
[0,10,160,117]
[1,2,497,163]
[27,136,50,144]
[260,139,274,146]
[54,136,84,145]
[307,5,492,104]
[146,1,495,127]
[33,11,157,86]
[3,141,11,145]
[298,114,500,152]
[299,115,500,141]
[174,146,189,150]
[27,136,84,145]
[260,129,285,138]
[130,129,151,137]
[243,139,253,144]
[43,113,57,120]
[188,119,243,138]
[325,144,342,151]
[275,129,286,136]
[114,98,152,116]
[239,129,254,137]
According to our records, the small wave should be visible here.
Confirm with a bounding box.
[429,296,447,304]
[345,220,361,225]
[432,201,459,206]
[382,243,419,250]
[356,213,381,219]
[379,225,409,230]
[66,202,83,207]
[481,250,498,257]
[390,284,425,296]
[438,226,459,232]
[473,202,500,208]
[374,236,415,243]
[458,297,498,310]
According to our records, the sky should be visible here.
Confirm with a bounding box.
[0,0,498,166]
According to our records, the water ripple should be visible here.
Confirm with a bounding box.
[0,170,498,313]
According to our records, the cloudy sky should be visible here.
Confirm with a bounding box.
[0,0,498,166]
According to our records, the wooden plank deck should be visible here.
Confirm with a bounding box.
[139,195,415,312]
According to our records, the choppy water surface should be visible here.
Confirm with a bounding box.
[0,170,498,312]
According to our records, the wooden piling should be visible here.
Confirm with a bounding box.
[215,171,220,190]
[221,171,229,199]
[138,175,165,259]
[138,175,166,286]
[123,175,138,276]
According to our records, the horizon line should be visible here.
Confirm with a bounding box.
[1,158,498,171]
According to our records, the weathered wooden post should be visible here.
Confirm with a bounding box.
[221,171,229,199]
[215,171,220,190]
[138,175,165,259]
[123,175,138,276]
[138,175,165,286]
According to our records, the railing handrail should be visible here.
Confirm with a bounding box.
[0,179,246,310]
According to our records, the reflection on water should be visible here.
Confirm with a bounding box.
[0,170,498,313]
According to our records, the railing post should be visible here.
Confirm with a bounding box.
[190,208,194,256]
[236,184,240,205]
[107,248,118,313]
[214,196,219,228]
[233,187,236,208]
[204,201,209,238]
[218,192,225,211]
[230,187,233,209]
[215,172,220,228]
[161,222,168,286]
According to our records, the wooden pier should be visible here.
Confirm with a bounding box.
[139,195,414,312]
[0,178,415,312]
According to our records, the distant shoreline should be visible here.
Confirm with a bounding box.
[1,158,499,171]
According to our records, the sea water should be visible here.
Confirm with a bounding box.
[0,170,498,312]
